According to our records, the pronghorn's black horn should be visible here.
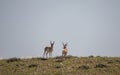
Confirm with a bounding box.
[53,41,55,44]
[62,42,64,46]
[50,41,52,44]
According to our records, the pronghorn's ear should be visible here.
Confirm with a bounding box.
[62,42,64,46]
[53,41,55,44]
[65,42,68,46]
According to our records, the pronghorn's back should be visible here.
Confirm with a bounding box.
[44,46,52,52]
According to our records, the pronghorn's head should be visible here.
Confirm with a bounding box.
[62,42,67,49]
[50,41,55,47]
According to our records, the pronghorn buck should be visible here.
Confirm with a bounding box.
[43,41,55,58]
[62,42,68,57]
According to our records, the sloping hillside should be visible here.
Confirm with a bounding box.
[0,56,120,75]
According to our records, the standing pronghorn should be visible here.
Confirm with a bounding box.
[43,41,55,58]
[62,42,68,57]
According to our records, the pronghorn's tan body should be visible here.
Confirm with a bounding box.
[62,43,68,56]
[43,41,55,58]
[62,48,68,56]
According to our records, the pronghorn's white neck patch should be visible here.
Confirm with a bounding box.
[47,45,51,47]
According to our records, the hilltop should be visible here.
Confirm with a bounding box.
[0,56,120,75]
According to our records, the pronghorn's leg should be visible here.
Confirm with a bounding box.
[46,51,48,58]
[51,52,52,57]
[49,52,51,58]
[65,52,66,56]
[49,52,52,58]
[43,50,46,58]
[62,51,63,56]
[65,53,66,56]
[65,52,67,56]
[62,51,64,57]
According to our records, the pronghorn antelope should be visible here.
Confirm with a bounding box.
[62,42,68,57]
[43,41,55,58]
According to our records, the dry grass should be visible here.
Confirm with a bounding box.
[0,56,120,75]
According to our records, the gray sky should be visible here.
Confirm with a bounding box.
[0,0,120,58]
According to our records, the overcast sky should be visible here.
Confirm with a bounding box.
[0,0,120,58]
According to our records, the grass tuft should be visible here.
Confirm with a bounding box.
[78,65,90,70]
[28,64,38,68]
[95,63,107,68]
[6,57,21,63]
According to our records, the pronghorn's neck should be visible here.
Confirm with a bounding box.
[63,46,67,49]
[64,48,67,51]
[47,43,54,49]
[50,41,54,48]
[63,46,67,50]
[50,44,54,49]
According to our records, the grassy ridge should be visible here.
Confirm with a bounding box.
[0,56,120,75]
